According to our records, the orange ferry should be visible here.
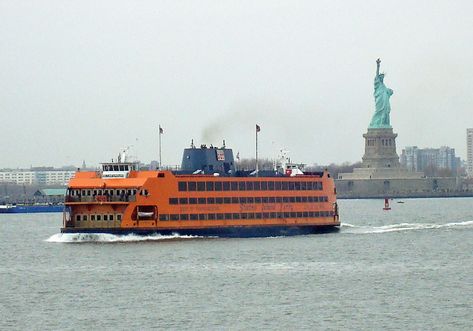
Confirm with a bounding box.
[62,143,340,237]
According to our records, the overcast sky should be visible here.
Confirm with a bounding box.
[1,0,472,168]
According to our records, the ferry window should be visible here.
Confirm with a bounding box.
[197,182,205,191]
[233,213,240,219]
[83,215,88,221]
[98,190,103,195]
[189,198,197,204]
[117,214,122,221]
[255,197,262,203]
[247,213,255,219]
[308,211,314,217]
[270,212,277,218]
[82,190,86,196]
[178,182,187,191]
[300,182,307,190]
[282,182,289,190]
[269,197,275,203]
[225,213,232,220]
[179,198,188,204]
[97,215,102,221]
[230,182,238,191]
[263,213,269,219]
[206,182,214,191]
[283,197,290,203]
[76,215,81,221]
[297,212,303,218]
[308,196,314,203]
[319,183,324,191]
[296,197,302,203]
[216,197,223,204]
[112,165,118,171]
[268,182,275,190]
[109,215,114,221]
[119,165,125,171]
[223,182,230,191]
[103,215,108,221]
[199,214,206,220]
[289,182,295,190]
[241,213,248,219]
[284,212,290,218]
[289,197,296,203]
[188,182,196,191]
[254,182,261,190]
[238,182,246,191]
[301,197,308,203]
[91,215,96,221]
[262,197,269,203]
[170,214,179,221]
[247,197,254,204]
[303,211,308,217]
[215,182,222,191]
[246,182,253,190]
[190,214,198,220]
[208,214,216,220]
[223,197,231,204]
[295,182,301,190]
[216,213,224,220]
[231,197,239,204]
[239,197,247,204]
[261,182,268,190]
[277,212,284,218]
[198,197,206,204]
[159,214,168,221]
[314,211,320,217]
[207,197,215,204]
[255,213,262,219]
[180,214,188,221]
[87,190,91,196]
[323,196,328,202]
[275,182,282,190]
[275,197,282,203]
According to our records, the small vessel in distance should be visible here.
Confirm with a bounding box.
[383,198,391,210]
[61,142,340,237]
[0,203,63,214]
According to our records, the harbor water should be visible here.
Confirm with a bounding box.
[1,198,472,330]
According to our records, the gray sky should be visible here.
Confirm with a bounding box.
[1,0,472,168]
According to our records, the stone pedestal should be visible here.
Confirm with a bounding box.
[362,128,400,169]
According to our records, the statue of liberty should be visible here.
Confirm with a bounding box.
[369,58,394,128]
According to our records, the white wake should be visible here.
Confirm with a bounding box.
[45,232,206,243]
[341,220,473,234]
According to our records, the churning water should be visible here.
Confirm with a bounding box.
[1,198,472,330]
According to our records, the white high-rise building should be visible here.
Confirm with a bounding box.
[467,129,473,177]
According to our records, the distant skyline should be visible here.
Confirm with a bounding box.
[1,1,472,168]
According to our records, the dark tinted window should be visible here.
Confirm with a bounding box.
[231,197,239,204]
[247,197,254,204]
[178,182,187,191]
[233,213,240,219]
[239,182,246,191]
[207,197,215,204]
[159,214,169,221]
[275,182,282,190]
[282,182,289,190]
[180,214,188,220]
[199,214,206,220]
[294,182,301,190]
[275,197,282,203]
[239,197,247,204]
[231,182,238,191]
[268,181,275,190]
[216,197,224,204]
[208,214,215,220]
[254,182,261,190]
[269,197,275,203]
[189,198,197,204]
[215,182,222,191]
[300,182,307,190]
[283,197,290,203]
[170,214,179,221]
[288,182,295,190]
[261,181,268,190]
[225,213,232,220]
[295,196,302,203]
[255,213,262,219]
[179,198,188,204]
[223,182,230,191]
[190,214,198,220]
[206,182,214,191]
[246,181,253,190]
[301,196,308,203]
[224,197,231,204]
[198,197,206,204]
[169,198,178,205]
[289,197,296,203]
[188,182,197,191]
[197,182,205,191]
[255,197,262,203]
[262,197,269,203]
[216,213,224,219]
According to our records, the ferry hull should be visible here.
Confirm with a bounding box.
[61,224,340,238]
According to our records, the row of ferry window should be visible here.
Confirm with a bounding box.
[75,214,122,221]
[160,210,333,221]
[169,196,329,205]
[178,181,323,192]
[69,189,138,196]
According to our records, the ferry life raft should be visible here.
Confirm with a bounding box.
[61,144,340,238]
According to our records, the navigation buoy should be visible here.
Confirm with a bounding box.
[383,198,391,211]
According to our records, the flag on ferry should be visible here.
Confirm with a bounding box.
[159,125,164,134]
[256,124,261,132]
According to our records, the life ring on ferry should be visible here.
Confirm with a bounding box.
[285,169,292,176]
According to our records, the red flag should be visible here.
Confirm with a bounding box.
[159,125,163,134]
[256,124,261,132]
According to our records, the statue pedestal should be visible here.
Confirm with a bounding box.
[362,128,400,169]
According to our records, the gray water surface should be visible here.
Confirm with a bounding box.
[1,198,472,330]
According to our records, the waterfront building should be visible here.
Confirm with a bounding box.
[0,168,76,185]
[400,146,458,173]
[467,129,473,177]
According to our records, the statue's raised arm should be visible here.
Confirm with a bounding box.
[376,58,381,76]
